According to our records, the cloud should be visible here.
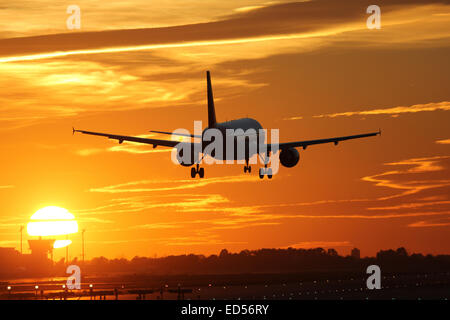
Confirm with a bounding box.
[75,155,450,237]
[361,156,450,200]
[286,241,353,249]
[157,234,247,247]
[77,217,114,224]
[75,133,174,156]
[1,1,449,62]
[87,175,262,193]
[234,5,265,13]
[408,217,450,228]
[367,200,450,211]
[75,148,104,156]
[0,185,14,189]
[311,101,450,119]
[283,211,450,220]
[0,240,18,246]
[0,223,21,230]
[0,1,300,39]
[0,1,449,129]
[74,193,230,217]
[436,139,450,145]
[0,58,266,129]
[130,222,181,230]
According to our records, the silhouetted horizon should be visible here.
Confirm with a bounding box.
[1,246,449,279]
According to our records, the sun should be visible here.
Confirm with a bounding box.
[27,206,78,238]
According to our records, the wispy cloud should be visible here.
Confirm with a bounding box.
[361,156,450,200]
[311,101,450,119]
[76,133,174,156]
[0,240,18,246]
[88,175,262,193]
[285,241,353,249]
[76,154,450,238]
[157,234,247,247]
[234,5,265,13]
[130,222,181,230]
[436,139,450,145]
[408,218,450,228]
[0,1,449,130]
[368,200,450,211]
[74,193,230,216]
[0,0,299,38]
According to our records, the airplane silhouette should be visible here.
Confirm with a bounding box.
[74,71,380,179]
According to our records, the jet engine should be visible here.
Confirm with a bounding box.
[279,147,300,168]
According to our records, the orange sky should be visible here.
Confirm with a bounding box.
[0,0,449,261]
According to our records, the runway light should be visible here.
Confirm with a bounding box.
[62,285,66,289]
[89,284,93,288]
[7,286,11,291]
[35,285,39,290]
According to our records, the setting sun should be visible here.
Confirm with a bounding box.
[26,206,78,237]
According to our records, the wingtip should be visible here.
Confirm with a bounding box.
[378,128,382,136]
[72,127,75,135]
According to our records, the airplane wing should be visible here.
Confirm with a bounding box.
[73,128,192,148]
[275,130,381,150]
[150,130,202,139]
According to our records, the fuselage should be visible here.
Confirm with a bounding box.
[202,117,264,161]
[215,117,263,132]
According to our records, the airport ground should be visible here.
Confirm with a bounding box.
[1,271,448,300]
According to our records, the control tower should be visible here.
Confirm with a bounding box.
[28,238,55,260]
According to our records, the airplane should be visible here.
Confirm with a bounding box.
[73,71,380,179]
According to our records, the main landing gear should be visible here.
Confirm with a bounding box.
[243,159,252,173]
[191,163,205,178]
[259,164,273,179]
[258,152,272,179]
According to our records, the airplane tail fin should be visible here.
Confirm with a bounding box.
[206,70,217,128]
